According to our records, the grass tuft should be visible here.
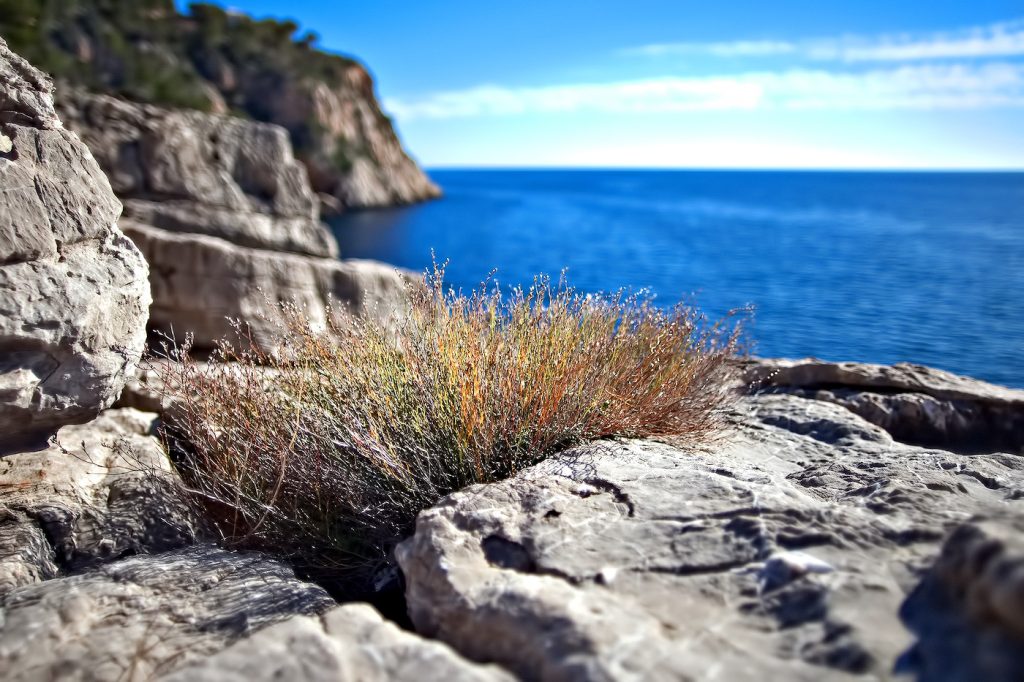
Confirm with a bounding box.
[157,265,743,594]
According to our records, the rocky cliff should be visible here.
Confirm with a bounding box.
[0,0,439,211]
[54,89,414,350]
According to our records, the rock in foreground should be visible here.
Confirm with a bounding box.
[0,39,149,449]
[0,408,201,596]
[0,545,335,682]
[397,392,1024,680]
[162,603,514,682]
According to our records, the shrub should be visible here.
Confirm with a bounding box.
[157,267,742,595]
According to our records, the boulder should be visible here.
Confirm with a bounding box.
[744,358,1024,454]
[898,513,1024,681]
[0,39,150,449]
[0,545,335,681]
[396,392,1024,680]
[56,91,335,258]
[56,90,419,350]
[0,408,201,596]
[161,603,514,682]
[125,221,414,349]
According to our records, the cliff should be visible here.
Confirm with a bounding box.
[0,0,440,211]
[56,89,414,349]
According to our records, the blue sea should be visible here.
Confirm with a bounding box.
[331,170,1024,388]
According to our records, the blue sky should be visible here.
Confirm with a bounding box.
[191,1,1024,168]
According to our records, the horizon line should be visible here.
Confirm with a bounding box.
[424,164,1024,173]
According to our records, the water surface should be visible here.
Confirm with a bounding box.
[332,170,1024,387]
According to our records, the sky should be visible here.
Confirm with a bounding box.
[189,1,1024,169]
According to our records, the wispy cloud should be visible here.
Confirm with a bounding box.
[386,63,1024,121]
[624,18,1024,62]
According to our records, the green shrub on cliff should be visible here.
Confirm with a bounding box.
[157,268,742,594]
[0,0,360,169]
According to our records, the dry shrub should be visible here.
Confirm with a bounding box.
[158,267,743,594]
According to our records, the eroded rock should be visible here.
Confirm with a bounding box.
[396,393,1023,680]
[0,39,150,449]
[898,513,1024,681]
[745,358,1024,454]
[57,91,335,258]
[0,545,335,681]
[125,221,414,349]
[0,408,201,596]
[161,603,514,682]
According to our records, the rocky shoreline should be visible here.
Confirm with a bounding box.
[1,37,1023,681]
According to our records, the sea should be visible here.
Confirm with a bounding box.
[331,170,1024,388]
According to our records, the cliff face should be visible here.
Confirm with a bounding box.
[57,90,415,350]
[0,0,439,211]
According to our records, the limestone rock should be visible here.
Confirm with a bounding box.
[898,513,1024,681]
[745,358,1024,454]
[0,408,201,596]
[0,39,150,449]
[124,221,414,349]
[0,545,335,681]
[263,68,441,210]
[396,393,1024,680]
[57,91,336,258]
[161,603,514,682]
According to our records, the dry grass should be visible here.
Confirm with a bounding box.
[157,266,743,594]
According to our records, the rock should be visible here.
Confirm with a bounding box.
[744,358,1024,454]
[124,221,414,350]
[51,90,420,350]
[161,603,514,682]
[0,39,150,450]
[0,545,336,681]
[0,408,201,596]
[897,513,1024,681]
[56,91,335,258]
[0,5,439,211]
[396,392,1024,680]
[258,66,441,209]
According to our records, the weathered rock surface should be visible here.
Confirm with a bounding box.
[396,392,1024,680]
[0,544,335,682]
[267,70,441,210]
[0,39,150,449]
[52,90,418,349]
[898,513,1024,681]
[57,90,335,258]
[745,358,1024,454]
[125,221,414,349]
[0,408,201,596]
[162,603,514,682]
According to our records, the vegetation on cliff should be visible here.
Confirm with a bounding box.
[0,0,432,205]
[157,269,741,594]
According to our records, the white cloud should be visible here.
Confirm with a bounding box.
[624,18,1024,63]
[624,40,796,58]
[386,63,1024,121]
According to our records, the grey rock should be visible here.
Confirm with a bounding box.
[0,40,150,449]
[262,66,441,210]
[56,91,336,258]
[161,603,514,682]
[0,408,201,596]
[0,545,335,681]
[745,358,1024,454]
[396,392,1024,681]
[897,513,1024,681]
[124,221,414,350]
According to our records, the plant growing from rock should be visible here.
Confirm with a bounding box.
[157,266,742,595]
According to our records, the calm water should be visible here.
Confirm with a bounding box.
[332,170,1024,388]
